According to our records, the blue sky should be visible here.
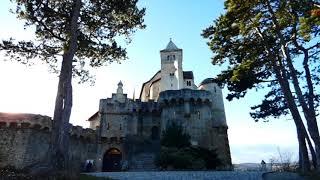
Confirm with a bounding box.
[0,0,299,163]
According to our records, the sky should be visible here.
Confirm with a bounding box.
[0,0,300,164]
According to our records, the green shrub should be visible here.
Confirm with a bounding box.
[155,122,221,170]
[171,150,194,169]
[155,147,219,170]
[161,122,190,148]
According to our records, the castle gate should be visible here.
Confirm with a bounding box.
[102,148,122,172]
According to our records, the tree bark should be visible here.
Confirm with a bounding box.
[284,49,320,169]
[50,0,81,171]
[292,36,320,169]
[269,11,320,171]
[272,56,311,172]
[264,0,318,171]
[253,22,311,172]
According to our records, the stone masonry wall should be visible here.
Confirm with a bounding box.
[0,113,100,172]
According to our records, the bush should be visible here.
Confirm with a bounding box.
[155,123,221,170]
[155,147,220,170]
[269,148,298,172]
[189,147,221,169]
[161,122,190,148]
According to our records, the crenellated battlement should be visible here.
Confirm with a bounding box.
[99,98,160,114]
[0,112,97,141]
[69,125,97,141]
[133,100,160,113]
[158,89,213,106]
[0,113,52,130]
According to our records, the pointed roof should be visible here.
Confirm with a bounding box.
[166,39,178,50]
[161,39,182,52]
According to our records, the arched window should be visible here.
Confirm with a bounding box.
[173,55,176,60]
[167,55,170,60]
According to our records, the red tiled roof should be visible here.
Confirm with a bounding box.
[0,112,39,121]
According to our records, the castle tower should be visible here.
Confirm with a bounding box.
[198,78,227,127]
[160,39,184,91]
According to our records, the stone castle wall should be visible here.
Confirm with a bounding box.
[0,113,105,172]
[98,96,161,140]
[158,89,232,168]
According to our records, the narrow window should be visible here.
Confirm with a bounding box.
[187,81,191,86]
[107,123,110,130]
[173,55,176,60]
[120,124,122,130]
[197,111,201,119]
[214,86,217,93]
[171,83,173,87]
[167,55,170,60]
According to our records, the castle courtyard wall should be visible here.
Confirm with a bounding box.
[0,117,111,172]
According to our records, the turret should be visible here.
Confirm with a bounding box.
[198,78,227,127]
[116,81,125,103]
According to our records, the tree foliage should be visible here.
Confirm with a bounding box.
[2,0,145,82]
[203,0,319,120]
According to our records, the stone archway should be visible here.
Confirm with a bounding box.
[151,126,160,140]
[102,148,122,172]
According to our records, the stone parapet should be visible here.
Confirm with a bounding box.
[158,89,213,106]
[0,113,52,130]
[99,99,160,114]
[0,112,97,141]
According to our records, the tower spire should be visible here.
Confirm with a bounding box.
[165,39,178,50]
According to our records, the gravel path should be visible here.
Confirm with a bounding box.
[87,171,264,180]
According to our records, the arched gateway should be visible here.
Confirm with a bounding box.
[102,148,122,172]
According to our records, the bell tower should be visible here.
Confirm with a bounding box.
[160,39,183,92]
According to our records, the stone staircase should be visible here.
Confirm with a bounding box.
[129,152,157,171]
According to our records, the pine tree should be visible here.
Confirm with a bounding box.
[1,0,145,172]
[203,0,320,172]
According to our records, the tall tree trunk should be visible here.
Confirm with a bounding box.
[306,130,318,168]
[50,0,81,171]
[292,36,320,169]
[272,58,311,172]
[265,0,320,170]
[284,50,320,169]
[253,23,311,172]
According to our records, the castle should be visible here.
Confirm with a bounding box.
[88,40,231,171]
[0,40,231,172]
